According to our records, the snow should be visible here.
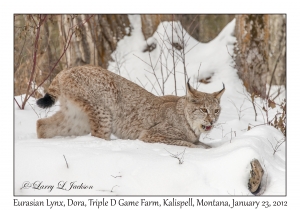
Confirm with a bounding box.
[14,15,285,196]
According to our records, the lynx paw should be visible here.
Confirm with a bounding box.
[194,142,212,149]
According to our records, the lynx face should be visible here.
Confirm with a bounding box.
[184,82,225,134]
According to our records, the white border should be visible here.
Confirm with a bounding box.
[3,0,298,208]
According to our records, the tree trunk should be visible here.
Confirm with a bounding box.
[14,14,131,96]
[140,15,173,40]
[178,14,235,43]
[58,14,131,69]
[140,14,235,43]
[234,14,286,98]
[234,15,270,99]
[268,15,286,86]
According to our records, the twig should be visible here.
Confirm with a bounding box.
[227,98,250,120]
[195,62,202,89]
[144,74,160,96]
[179,21,188,86]
[226,45,235,60]
[171,18,177,96]
[30,15,38,28]
[133,54,151,67]
[113,53,121,75]
[184,42,200,55]
[63,155,69,168]
[28,102,40,118]
[14,98,22,109]
[270,86,283,101]
[202,133,213,141]
[183,14,200,44]
[267,137,286,155]
[16,32,27,70]
[164,148,186,164]
[111,185,119,192]
[238,88,259,122]
[147,52,164,94]
[136,77,148,89]
[266,41,285,99]
[111,175,122,178]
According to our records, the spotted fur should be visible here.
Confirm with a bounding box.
[36,65,225,148]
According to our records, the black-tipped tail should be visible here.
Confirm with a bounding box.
[36,93,55,108]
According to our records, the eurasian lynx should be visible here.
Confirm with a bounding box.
[36,65,225,148]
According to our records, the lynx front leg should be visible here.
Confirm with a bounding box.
[89,107,112,140]
[194,141,212,149]
[73,99,112,140]
[139,129,199,148]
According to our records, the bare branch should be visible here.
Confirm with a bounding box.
[30,15,38,28]
[136,77,148,89]
[110,185,119,192]
[144,74,160,96]
[111,174,122,178]
[164,148,186,164]
[14,98,22,110]
[133,54,152,67]
[267,137,286,155]
[21,15,47,109]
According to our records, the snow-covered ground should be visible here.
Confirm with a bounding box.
[14,15,286,196]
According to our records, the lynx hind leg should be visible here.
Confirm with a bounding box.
[36,100,91,138]
[72,99,112,140]
[37,111,64,138]
[139,130,198,148]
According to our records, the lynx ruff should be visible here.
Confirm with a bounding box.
[36,65,225,148]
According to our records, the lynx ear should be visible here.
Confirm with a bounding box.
[186,79,197,100]
[213,83,225,100]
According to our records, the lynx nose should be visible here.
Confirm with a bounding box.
[205,120,213,126]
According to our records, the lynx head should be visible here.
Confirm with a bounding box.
[184,80,225,134]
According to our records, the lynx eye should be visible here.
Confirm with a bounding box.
[215,109,219,114]
[200,108,207,113]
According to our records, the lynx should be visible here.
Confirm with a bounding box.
[36,65,225,148]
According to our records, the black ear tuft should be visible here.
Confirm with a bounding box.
[36,93,55,108]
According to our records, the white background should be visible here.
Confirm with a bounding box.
[2,0,298,209]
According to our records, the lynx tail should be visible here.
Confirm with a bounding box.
[36,93,56,108]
